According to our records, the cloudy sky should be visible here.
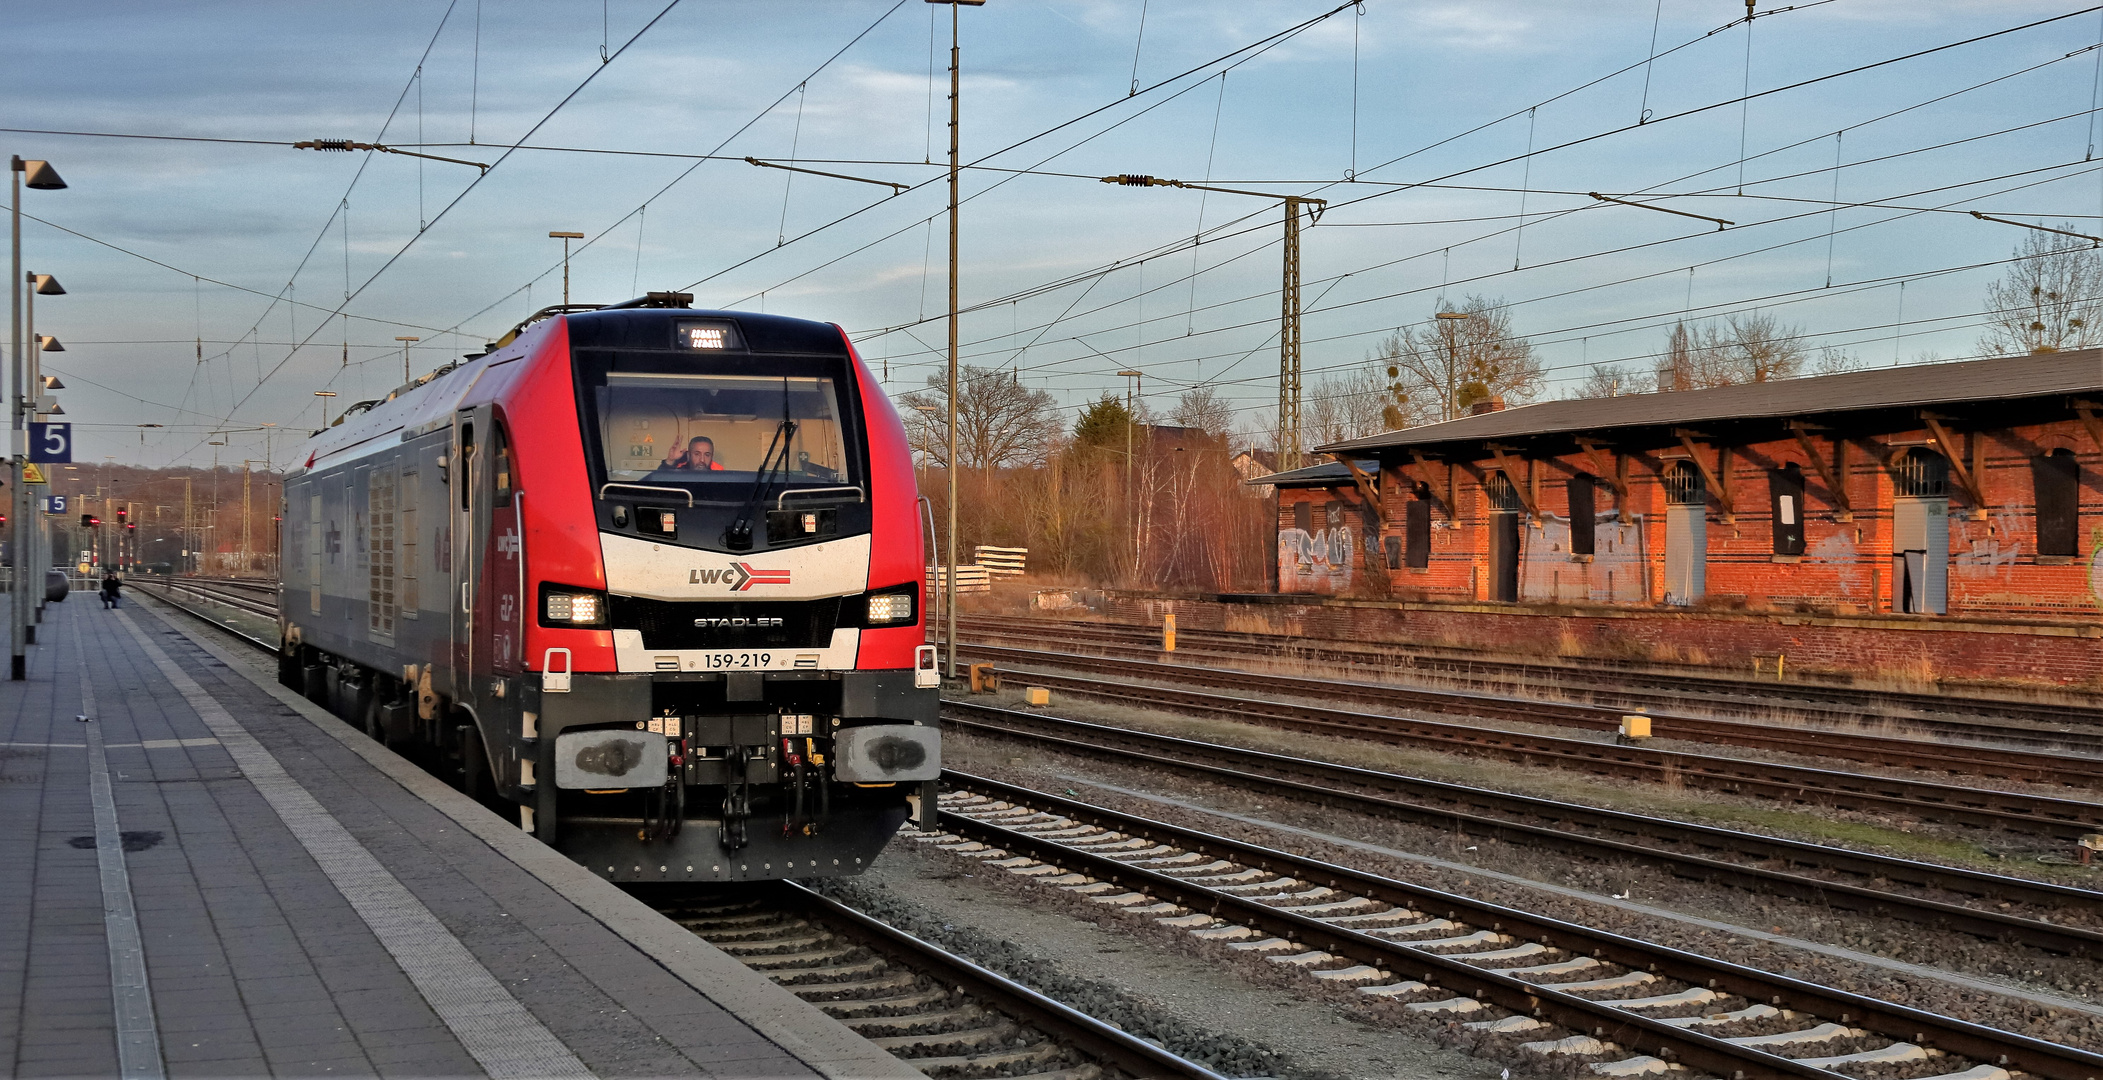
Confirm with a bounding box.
[5,0,2096,467]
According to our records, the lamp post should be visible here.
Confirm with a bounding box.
[11,156,65,680]
[394,335,420,383]
[313,389,338,428]
[548,232,584,307]
[1117,370,1142,573]
[1431,309,1474,421]
[926,0,984,680]
[26,275,63,620]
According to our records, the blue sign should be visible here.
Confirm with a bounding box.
[30,422,71,463]
[42,494,66,515]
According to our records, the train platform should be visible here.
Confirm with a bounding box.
[0,594,921,1080]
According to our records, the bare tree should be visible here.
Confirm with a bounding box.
[1978,226,2103,356]
[901,365,1061,471]
[1568,362,1651,399]
[1811,346,1862,376]
[1171,385,1234,440]
[1657,314,1808,389]
[1384,294,1541,422]
[1303,363,1391,447]
[1703,312,1807,383]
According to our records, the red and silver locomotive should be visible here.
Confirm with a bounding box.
[278,294,940,882]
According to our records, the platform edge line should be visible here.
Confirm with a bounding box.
[113,609,595,1080]
[77,619,166,1080]
[136,596,923,1080]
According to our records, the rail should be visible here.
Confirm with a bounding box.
[960,614,2103,738]
[956,642,2103,788]
[939,700,2103,957]
[975,665,2103,840]
[932,771,2103,1080]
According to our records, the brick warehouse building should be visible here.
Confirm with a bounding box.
[1234,349,2103,688]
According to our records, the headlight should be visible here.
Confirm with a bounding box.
[865,592,914,625]
[542,588,608,627]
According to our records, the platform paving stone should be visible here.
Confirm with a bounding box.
[0,595,878,1079]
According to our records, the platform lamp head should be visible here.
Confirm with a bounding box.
[14,158,65,190]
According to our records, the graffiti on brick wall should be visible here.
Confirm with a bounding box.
[1518,514,1647,603]
[1953,509,2022,580]
[1279,502,1354,594]
[2090,526,2103,606]
[1807,532,1862,592]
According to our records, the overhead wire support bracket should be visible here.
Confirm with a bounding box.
[1100,174,1327,220]
[1101,172,1325,469]
[1968,211,2102,247]
[1588,192,1731,230]
[295,139,490,173]
[743,157,908,194]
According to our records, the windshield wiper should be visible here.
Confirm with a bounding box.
[723,380,797,551]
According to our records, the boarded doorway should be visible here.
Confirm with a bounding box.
[1661,462,1706,605]
[1484,472,1522,602]
[1891,450,1948,614]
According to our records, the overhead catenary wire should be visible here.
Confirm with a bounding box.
[851,26,2103,398]
[872,156,2103,401]
[198,0,692,447]
[840,5,2103,371]
[861,114,2103,370]
[63,2,2096,462]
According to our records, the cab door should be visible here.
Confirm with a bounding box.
[457,406,525,686]
[480,420,524,679]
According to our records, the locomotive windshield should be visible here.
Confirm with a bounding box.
[595,372,852,488]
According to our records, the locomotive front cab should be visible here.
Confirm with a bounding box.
[530,308,938,882]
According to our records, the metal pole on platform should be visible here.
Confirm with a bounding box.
[10,161,23,678]
[927,0,982,679]
[9,157,62,677]
[23,280,36,634]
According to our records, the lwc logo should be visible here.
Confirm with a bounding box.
[691,562,792,592]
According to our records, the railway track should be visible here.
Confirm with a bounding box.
[924,770,2103,1080]
[956,642,2103,788]
[961,615,2103,751]
[134,577,277,621]
[941,701,2103,958]
[665,883,1223,1080]
[957,664,2103,843]
[132,583,1225,1080]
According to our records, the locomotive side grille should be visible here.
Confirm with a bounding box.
[610,595,843,650]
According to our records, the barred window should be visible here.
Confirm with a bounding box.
[1661,461,1706,505]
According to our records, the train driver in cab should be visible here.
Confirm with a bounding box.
[660,435,725,471]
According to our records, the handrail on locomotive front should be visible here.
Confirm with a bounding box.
[597,482,696,507]
[775,485,865,511]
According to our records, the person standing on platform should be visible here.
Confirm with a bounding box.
[101,571,122,609]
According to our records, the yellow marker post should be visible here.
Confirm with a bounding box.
[1162,613,1176,652]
